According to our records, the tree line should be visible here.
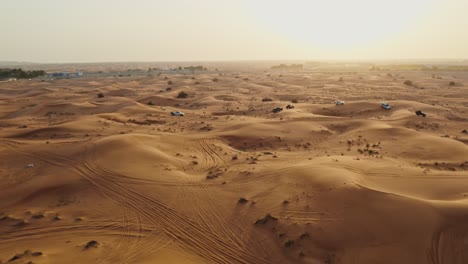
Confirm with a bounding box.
[0,68,46,79]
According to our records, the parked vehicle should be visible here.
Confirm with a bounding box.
[380,102,392,110]
[171,111,185,116]
[415,110,426,117]
[272,107,283,113]
[335,100,345,105]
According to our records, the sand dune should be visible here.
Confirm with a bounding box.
[0,70,467,263]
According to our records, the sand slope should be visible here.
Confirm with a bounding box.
[0,71,467,263]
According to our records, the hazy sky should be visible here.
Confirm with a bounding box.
[1,0,468,62]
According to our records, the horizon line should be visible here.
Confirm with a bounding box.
[1,58,468,65]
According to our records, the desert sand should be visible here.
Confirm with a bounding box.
[0,67,467,264]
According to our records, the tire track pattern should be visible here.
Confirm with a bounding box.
[9,145,271,264]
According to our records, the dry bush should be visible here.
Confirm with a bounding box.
[254,214,278,225]
[177,91,188,98]
[403,80,413,86]
[238,198,249,204]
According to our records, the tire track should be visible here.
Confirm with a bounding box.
[177,184,249,253]
[428,230,442,264]
[9,146,271,264]
[183,140,254,253]
[0,221,153,243]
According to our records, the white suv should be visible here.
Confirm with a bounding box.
[171,111,185,116]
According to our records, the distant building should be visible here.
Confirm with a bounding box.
[49,72,83,78]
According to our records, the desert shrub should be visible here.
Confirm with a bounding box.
[212,78,219,82]
[403,80,413,86]
[254,214,278,225]
[291,99,298,103]
[449,81,456,86]
[262,98,273,102]
[84,240,99,249]
[166,87,172,91]
[97,93,104,98]
[167,80,173,85]
[177,91,188,98]
[238,198,248,204]
[299,233,310,240]
[284,240,295,247]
